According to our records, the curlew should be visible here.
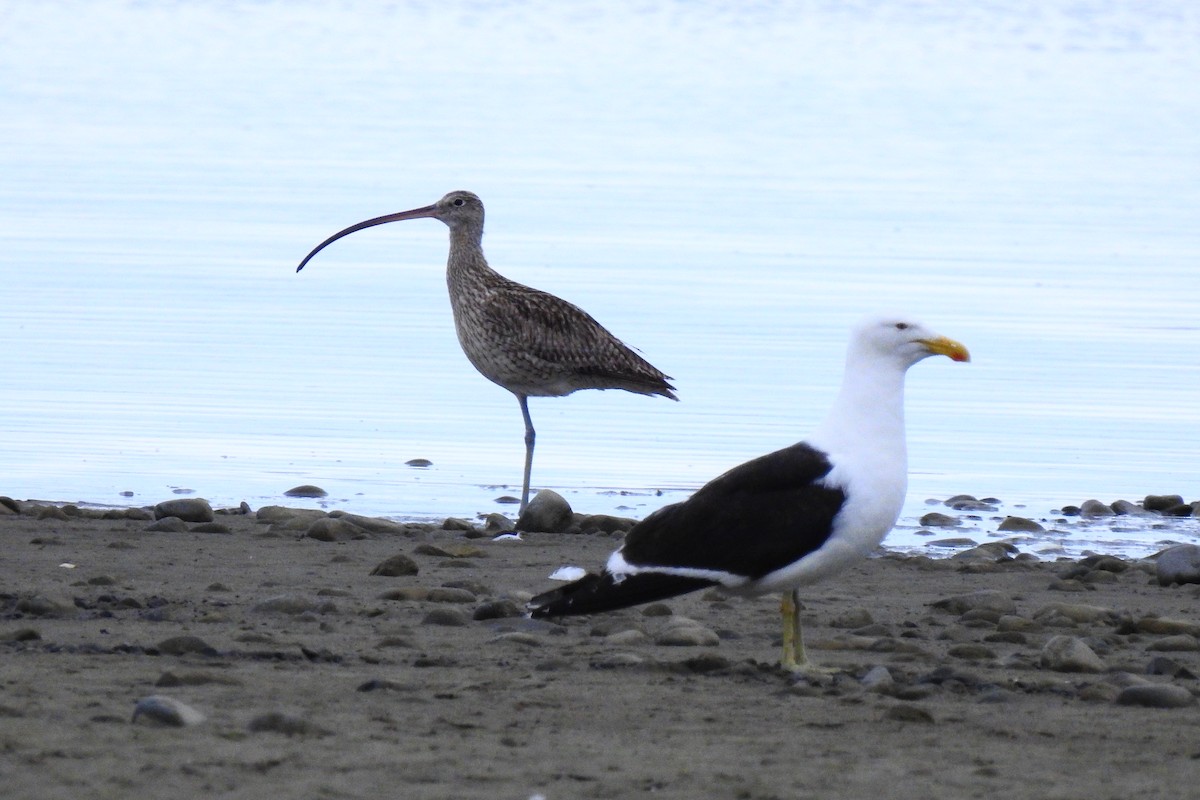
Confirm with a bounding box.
[528,316,969,671]
[296,190,676,516]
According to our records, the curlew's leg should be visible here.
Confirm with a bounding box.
[517,394,535,514]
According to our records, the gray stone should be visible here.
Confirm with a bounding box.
[306,517,364,542]
[1111,499,1151,516]
[931,590,1017,616]
[247,711,332,736]
[153,498,214,523]
[920,512,960,528]
[473,599,523,620]
[156,635,218,657]
[426,587,476,603]
[1156,544,1200,586]
[997,516,1044,532]
[252,594,333,615]
[831,608,874,629]
[1144,494,1185,513]
[860,665,895,692]
[1040,635,1104,673]
[1146,635,1200,652]
[132,695,206,727]
[1032,603,1117,625]
[146,516,189,533]
[517,489,573,533]
[369,554,420,577]
[422,607,470,626]
[1078,499,1114,517]
[284,484,327,498]
[1115,684,1195,709]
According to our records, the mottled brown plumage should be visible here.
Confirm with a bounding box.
[297,190,675,514]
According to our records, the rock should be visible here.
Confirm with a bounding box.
[440,517,477,533]
[948,644,995,661]
[247,712,332,736]
[156,635,218,657]
[369,554,420,577]
[473,599,523,621]
[1032,603,1117,625]
[1132,617,1200,637]
[920,512,960,528]
[997,516,1044,532]
[653,618,720,647]
[1156,544,1200,586]
[252,595,333,615]
[883,705,934,724]
[305,517,364,542]
[952,542,1017,562]
[284,484,327,498]
[860,665,895,692]
[132,695,206,727]
[1111,499,1151,516]
[1078,499,1114,518]
[422,607,470,627]
[830,608,874,629]
[1144,494,1185,513]
[1146,635,1200,652]
[153,498,214,523]
[1115,684,1195,709]
[15,594,69,617]
[146,516,189,533]
[930,590,1017,616]
[517,489,573,533]
[256,506,326,524]
[330,513,410,535]
[1040,635,1104,673]
[426,587,476,603]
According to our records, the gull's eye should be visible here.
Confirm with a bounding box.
[895,322,909,331]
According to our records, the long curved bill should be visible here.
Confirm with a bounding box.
[920,335,971,363]
[295,204,439,272]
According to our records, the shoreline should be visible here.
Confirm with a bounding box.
[3,500,1200,798]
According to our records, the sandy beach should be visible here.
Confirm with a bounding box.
[3,497,1199,800]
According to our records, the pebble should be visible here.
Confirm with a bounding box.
[369,554,420,577]
[247,711,332,737]
[132,695,206,727]
[156,635,218,657]
[1146,635,1200,652]
[860,665,895,692]
[1143,494,1185,513]
[1132,616,1200,637]
[653,618,720,647]
[284,484,327,498]
[252,595,335,615]
[426,587,476,603]
[305,517,364,542]
[930,590,1017,616]
[473,599,524,621]
[422,607,470,627]
[997,516,1044,532]
[1115,684,1195,709]
[146,517,189,533]
[1155,544,1200,586]
[153,498,214,523]
[1040,635,1104,673]
[1078,499,1114,518]
[920,513,961,528]
[516,489,574,533]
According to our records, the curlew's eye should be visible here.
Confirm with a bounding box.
[453,198,465,207]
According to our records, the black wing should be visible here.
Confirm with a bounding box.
[619,441,847,580]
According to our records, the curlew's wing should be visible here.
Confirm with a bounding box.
[474,281,676,397]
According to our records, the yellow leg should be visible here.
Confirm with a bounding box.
[780,589,838,674]
[780,589,807,670]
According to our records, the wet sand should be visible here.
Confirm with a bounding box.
[2,500,1198,800]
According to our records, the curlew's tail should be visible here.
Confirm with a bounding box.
[527,571,717,618]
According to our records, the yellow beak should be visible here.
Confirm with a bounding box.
[920,336,971,363]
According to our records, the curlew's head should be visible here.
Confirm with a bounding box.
[296,190,484,272]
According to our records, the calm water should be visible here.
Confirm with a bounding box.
[3,1,1198,557]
